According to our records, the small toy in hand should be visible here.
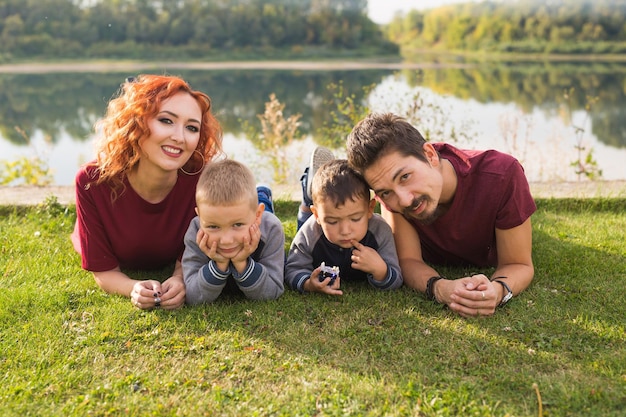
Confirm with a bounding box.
[318,262,340,286]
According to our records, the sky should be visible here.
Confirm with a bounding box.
[367,0,479,24]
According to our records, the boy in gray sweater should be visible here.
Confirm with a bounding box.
[285,159,403,295]
[182,159,285,304]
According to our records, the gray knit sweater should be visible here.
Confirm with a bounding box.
[182,212,285,305]
[285,214,403,293]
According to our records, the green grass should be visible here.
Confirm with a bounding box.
[1,197,625,416]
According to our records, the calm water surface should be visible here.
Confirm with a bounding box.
[1,61,625,186]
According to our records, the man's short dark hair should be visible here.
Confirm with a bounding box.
[346,112,429,173]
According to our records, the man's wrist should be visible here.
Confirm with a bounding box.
[491,276,513,306]
[425,276,445,302]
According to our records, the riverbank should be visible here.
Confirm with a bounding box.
[3,52,626,75]
[0,60,473,74]
[1,181,625,206]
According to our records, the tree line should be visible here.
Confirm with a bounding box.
[0,0,397,61]
[3,0,626,61]
[385,0,626,55]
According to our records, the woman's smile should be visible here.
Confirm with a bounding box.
[162,145,183,157]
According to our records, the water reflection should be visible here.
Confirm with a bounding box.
[369,76,625,183]
[1,62,625,185]
[405,61,626,149]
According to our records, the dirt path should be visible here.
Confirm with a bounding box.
[0,60,474,74]
[1,181,625,206]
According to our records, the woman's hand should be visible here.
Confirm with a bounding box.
[158,275,186,310]
[130,279,163,310]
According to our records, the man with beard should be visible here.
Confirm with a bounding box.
[346,113,536,317]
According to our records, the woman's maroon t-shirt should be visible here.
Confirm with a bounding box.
[72,165,199,272]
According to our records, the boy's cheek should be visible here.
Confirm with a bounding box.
[200,231,218,247]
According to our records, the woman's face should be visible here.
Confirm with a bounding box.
[140,91,202,173]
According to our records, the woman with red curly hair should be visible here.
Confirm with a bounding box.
[71,74,223,310]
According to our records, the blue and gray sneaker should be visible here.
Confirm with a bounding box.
[256,184,274,214]
[297,146,334,229]
[300,146,334,206]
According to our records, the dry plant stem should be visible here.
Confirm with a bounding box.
[532,383,543,417]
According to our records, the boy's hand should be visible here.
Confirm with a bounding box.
[196,229,229,270]
[303,265,343,296]
[231,218,262,273]
[350,240,387,282]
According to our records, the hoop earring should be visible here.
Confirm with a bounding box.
[180,149,205,175]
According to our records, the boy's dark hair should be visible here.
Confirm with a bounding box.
[346,112,430,173]
[311,159,370,208]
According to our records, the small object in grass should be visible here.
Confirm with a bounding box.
[318,262,339,286]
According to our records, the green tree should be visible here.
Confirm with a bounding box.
[386,0,626,54]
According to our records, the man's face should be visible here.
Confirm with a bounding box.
[363,148,444,225]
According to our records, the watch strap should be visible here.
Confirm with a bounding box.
[425,276,444,302]
[494,279,513,306]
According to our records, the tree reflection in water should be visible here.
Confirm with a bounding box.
[1,62,625,185]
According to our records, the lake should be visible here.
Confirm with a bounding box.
[1,60,625,187]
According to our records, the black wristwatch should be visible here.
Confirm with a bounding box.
[425,276,444,302]
[493,279,513,306]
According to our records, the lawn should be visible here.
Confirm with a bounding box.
[1,197,624,416]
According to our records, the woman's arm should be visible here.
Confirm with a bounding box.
[93,267,164,310]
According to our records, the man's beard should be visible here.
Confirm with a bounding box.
[403,196,443,225]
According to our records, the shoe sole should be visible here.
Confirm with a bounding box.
[307,147,334,199]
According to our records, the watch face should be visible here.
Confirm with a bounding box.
[501,291,513,305]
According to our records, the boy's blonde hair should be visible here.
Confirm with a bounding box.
[196,159,258,209]
[311,159,371,208]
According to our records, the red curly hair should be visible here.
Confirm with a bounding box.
[91,74,223,197]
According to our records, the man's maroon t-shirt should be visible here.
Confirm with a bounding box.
[72,165,199,272]
[399,143,536,267]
